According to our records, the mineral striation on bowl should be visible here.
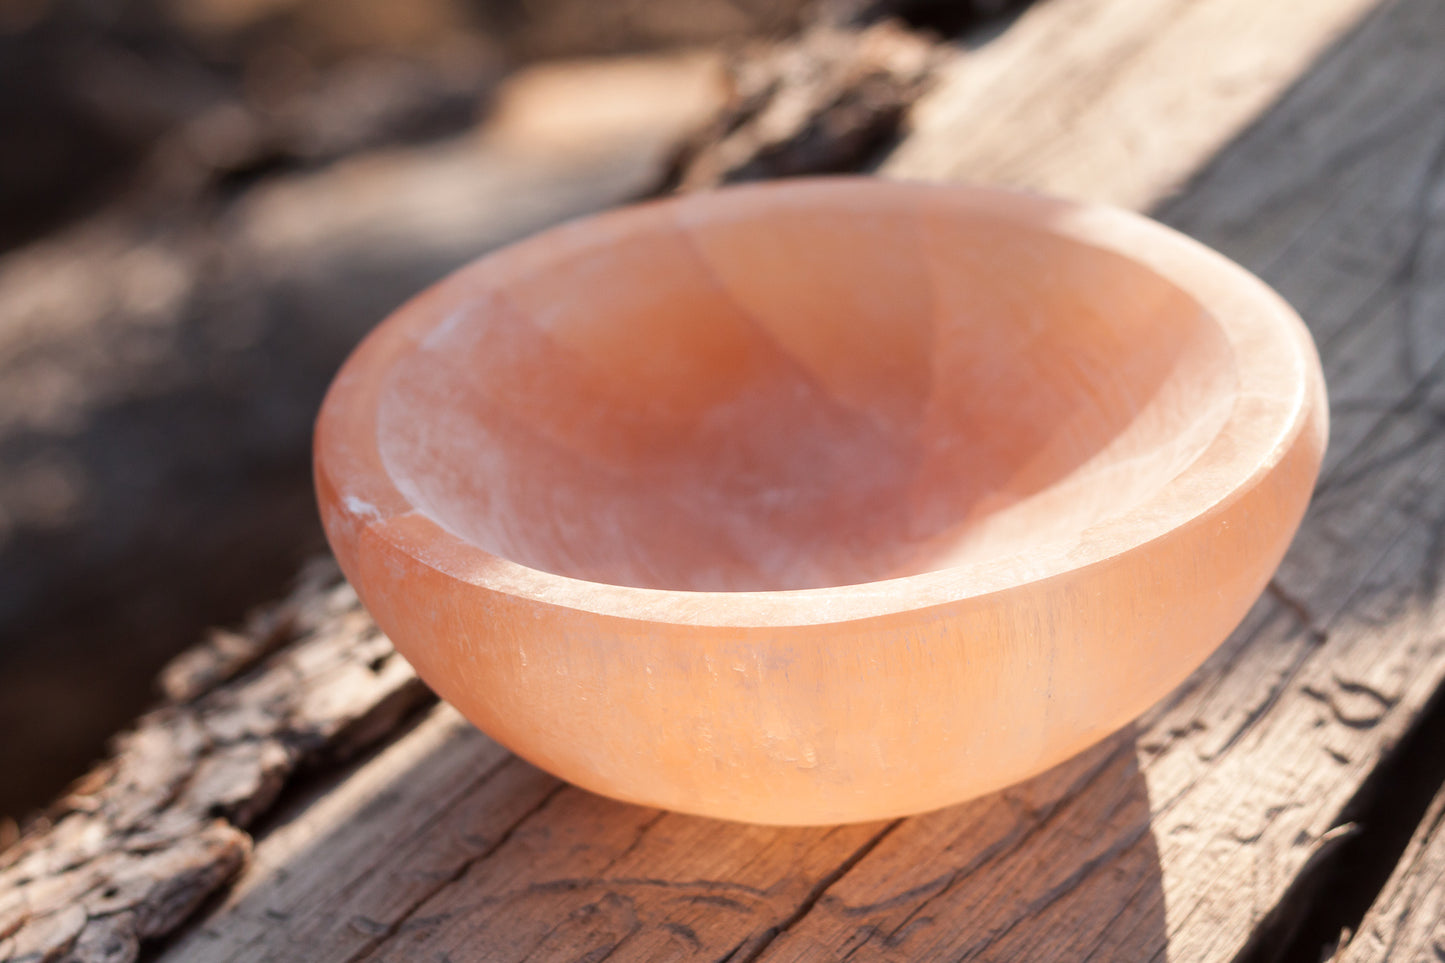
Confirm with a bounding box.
[314,178,1327,825]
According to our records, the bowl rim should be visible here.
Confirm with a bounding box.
[314,177,1326,628]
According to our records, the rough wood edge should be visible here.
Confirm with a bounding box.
[665,17,942,190]
[0,559,432,963]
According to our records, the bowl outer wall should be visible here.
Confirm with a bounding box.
[313,179,1328,825]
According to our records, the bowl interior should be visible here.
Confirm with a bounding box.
[377,195,1238,592]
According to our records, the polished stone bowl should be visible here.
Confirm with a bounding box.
[315,178,1327,824]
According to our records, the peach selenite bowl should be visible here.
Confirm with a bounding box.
[315,178,1327,825]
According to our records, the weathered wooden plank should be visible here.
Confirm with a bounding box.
[160,721,896,963]
[156,708,561,963]
[883,0,1378,209]
[1336,772,1445,961]
[761,383,1445,960]
[18,1,1445,962]
[756,2,1445,960]
[146,1,1445,962]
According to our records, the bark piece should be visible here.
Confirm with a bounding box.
[669,19,940,189]
[0,561,429,963]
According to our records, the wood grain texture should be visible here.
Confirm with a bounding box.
[884,0,1379,209]
[159,701,898,963]
[1336,779,1445,962]
[772,1,1445,959]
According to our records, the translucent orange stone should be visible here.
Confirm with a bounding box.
[314,179,1327,825]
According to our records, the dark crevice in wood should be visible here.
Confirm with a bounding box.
[728,819,903,963]
[596,810,671,877]
[959,803,1154,959]
[659,17,944,192]
[1235,677,1445,963]
[338,782,570,963]
[843,738,1146,961]
[1314,338,1445,506]
[238,697,438,849]
[834,0,1033,37]
[1266,581,1330,644]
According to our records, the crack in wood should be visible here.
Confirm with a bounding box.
[1236,680,1445,963]
[727,819,902,963]
[664,17,941,190]
[1267,581,1331,644]
[338,782,570,963]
